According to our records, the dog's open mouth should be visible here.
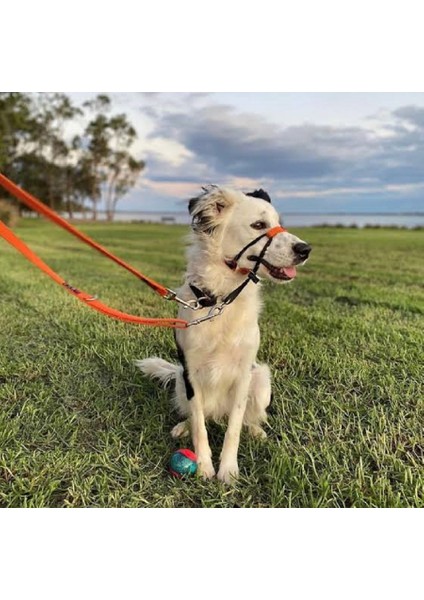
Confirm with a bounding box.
[249,256,297,281]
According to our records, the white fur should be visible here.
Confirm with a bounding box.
[136,187,309,484]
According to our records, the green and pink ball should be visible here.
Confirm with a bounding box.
[169,449,198,478]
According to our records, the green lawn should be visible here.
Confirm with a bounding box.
[0,219,423,507]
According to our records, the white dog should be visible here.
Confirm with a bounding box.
[136,186,311,483]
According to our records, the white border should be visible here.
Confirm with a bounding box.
[1,509,422,599]
[2,1,423,89]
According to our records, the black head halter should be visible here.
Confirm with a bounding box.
[185,226,287,323]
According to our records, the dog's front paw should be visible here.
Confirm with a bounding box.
[197,456,216,480]
[171,421,190,439]
[217,462,239,485]
[248,424,267,439]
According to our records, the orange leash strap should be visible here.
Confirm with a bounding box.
[0,219,187,329]
[0,173,169,297]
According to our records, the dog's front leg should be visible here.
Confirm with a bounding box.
[217,376,251,484]
[190,387,215,479]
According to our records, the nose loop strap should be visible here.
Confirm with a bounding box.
[266,225,287,238]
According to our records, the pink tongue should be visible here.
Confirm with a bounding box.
[283,266,297,278]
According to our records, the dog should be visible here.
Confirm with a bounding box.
[136,186,311,483]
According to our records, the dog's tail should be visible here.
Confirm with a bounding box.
[134,358,181,388]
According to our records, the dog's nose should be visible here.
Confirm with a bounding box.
[293,242,312,260]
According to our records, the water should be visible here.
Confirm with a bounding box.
[70,211,424,228]
[281,213,424,229]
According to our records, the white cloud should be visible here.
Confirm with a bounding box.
[63,93,424,212]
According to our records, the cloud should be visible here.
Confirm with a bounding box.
[275,181,424,199]
[141,179,200,198]
[393,105,424,128]
[70,94,424,207]
[147,103,387,184]
[86,93,420,213]
[142,100,424,206]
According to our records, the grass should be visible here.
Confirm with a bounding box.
[0,219,423,507]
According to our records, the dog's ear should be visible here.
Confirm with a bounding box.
[189,186,235,235]
[246,189,271,203]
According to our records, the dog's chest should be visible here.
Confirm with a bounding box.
[181,302,260,369]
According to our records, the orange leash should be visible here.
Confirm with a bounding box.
[0,173,169,297]
[0,174,188,329]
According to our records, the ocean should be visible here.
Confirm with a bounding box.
[72,211,424,229]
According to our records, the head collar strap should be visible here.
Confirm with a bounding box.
[217,224,287,304]
[187,225,287,324]
[226,225,287,271]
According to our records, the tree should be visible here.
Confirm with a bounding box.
[13,152,65,213]
[30,93,83,212]
[0,93,88,217]
[0,93,35,204]
[104,114,145,221]
[105,152,145,221]
[80,115,109,220]
[0,93,144,221]
[81,95,145,220]
[0,93,40,215]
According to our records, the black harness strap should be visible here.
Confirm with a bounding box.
[189,284,217,308]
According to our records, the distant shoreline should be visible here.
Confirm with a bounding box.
[111,210,424,217]
[23,210,424,228]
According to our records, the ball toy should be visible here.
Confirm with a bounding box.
[169,449,198,478]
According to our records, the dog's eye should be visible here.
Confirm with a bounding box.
[250,220,268,230]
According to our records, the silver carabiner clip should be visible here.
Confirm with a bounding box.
[186,303,226,327]
[164,289,203,311]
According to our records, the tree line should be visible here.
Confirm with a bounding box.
[0,93,145,221]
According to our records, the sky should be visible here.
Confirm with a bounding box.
[69,92,424,214]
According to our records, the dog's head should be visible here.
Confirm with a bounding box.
[188,186,311,283]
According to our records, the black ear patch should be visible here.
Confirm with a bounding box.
[188,185,217,215]
[246,189,271,203]
[188,196,199,215]
[188,193,218,235]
